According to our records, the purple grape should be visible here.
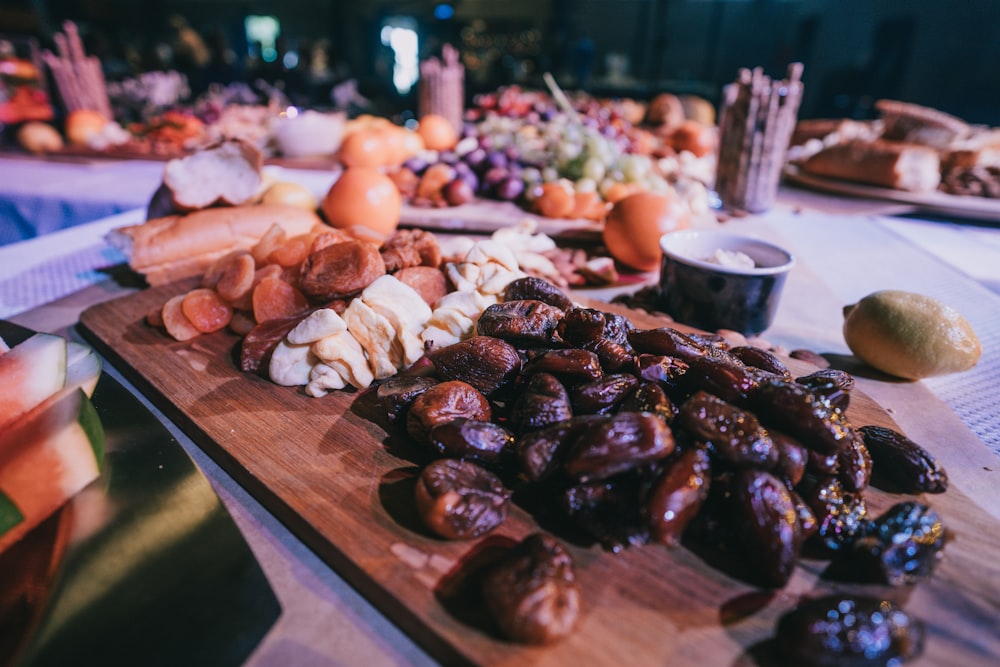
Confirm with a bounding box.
[485,150,509,170]
[453,162,479,191]
[403,156,429,174]
[483,166,509,188]
[439,150,459,165]
[495,176,525,201]
[463,147,487,170]
[444,178,475,206]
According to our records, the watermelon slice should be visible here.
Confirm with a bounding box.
[65,341,102,398]
[0,333,67,429]
[0,387,104,553]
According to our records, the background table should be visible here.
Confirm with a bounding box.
[3,185,1000,665]
[0,153,341,245]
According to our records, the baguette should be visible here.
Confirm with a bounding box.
[799,139,941,193]
[107,203,324,285]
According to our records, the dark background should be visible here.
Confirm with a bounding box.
[3,0,997,125]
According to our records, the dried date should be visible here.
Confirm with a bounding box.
[427,335,522,397]
[837,433,873,493]
[523,348,603,385]
[406,380,492,444]
[858,425,948,494]
[414,458,510,540]
[646,448,711,547]
[427,418,515,469]
[799,475,869,553]
[516,415,609,482]
[509,372,574,433]
[481,533,582,645]
[776,595,925,667]
[844,501,947,586]
[476,299,564,346]
[627,327,708,361]
[620,382,677,424]
[503,276,573,311]
[677,391,778,470]
[376,375,439,423]
[564,412,674,482]
[729,345,792,378]
[732,470,801,587]
[570,373,639,415]
[750,379,856,455]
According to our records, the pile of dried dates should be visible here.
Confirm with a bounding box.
[375,276,949,661]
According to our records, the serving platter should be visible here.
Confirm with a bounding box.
[77,284,1000,666]
[0,321,280,667]
[400,198,604,241]
[784,166,1000,222]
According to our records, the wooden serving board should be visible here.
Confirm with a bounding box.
[78,285,1000,666]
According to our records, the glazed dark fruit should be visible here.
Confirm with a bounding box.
[799,475,869,553]
[569,373,639,414]
[503,276,574,311]
[516,415,608,482]
[677,391,778,470]
[732,469,801,587]
[509,372,574,433]
[427,335,522,397]
[481,533,582,645]
[846,501,947,586]
[646,447,712,547]
[750,379,856,455]
[523,348,603,385]
[376,375,439,423]
[406,381,492,444]
[426,418,515,469]
[414,458,510,540]
[729,345,792,378]
[776,595,925,667]
[564,412,675,482]
[858,425,949,494]
[476,299,565,346]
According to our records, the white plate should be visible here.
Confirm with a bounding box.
[784,166,1000,222]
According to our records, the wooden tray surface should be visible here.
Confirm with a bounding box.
[78,284,1000,666]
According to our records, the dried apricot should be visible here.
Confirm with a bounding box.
[162,294,202,341]
[252,276,309,323]
[215,252,256,303]
[182,288,234,333]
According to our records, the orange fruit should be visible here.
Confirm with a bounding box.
[603,191,690,271]
[338,129,389,168]
[417,113,458,151]
[321,166,401,239]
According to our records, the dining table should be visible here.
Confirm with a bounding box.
[2,163,1000,666]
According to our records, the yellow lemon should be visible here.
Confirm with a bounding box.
[842,289,981,380]
[260,181,318,211]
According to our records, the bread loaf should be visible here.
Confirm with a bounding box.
[875,99,971,150]
[162,139,264,210]
[107,204,324,285]
[799,139,941,193]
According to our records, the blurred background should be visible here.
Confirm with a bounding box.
[2,0,998,125]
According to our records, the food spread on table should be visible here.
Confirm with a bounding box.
[789,99,1000,199]
[79,117,983,661]
[2,31,996,665]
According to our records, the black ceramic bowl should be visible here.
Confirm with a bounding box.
[658,229,795,336]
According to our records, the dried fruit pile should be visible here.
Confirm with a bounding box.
[375,276,948,663]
